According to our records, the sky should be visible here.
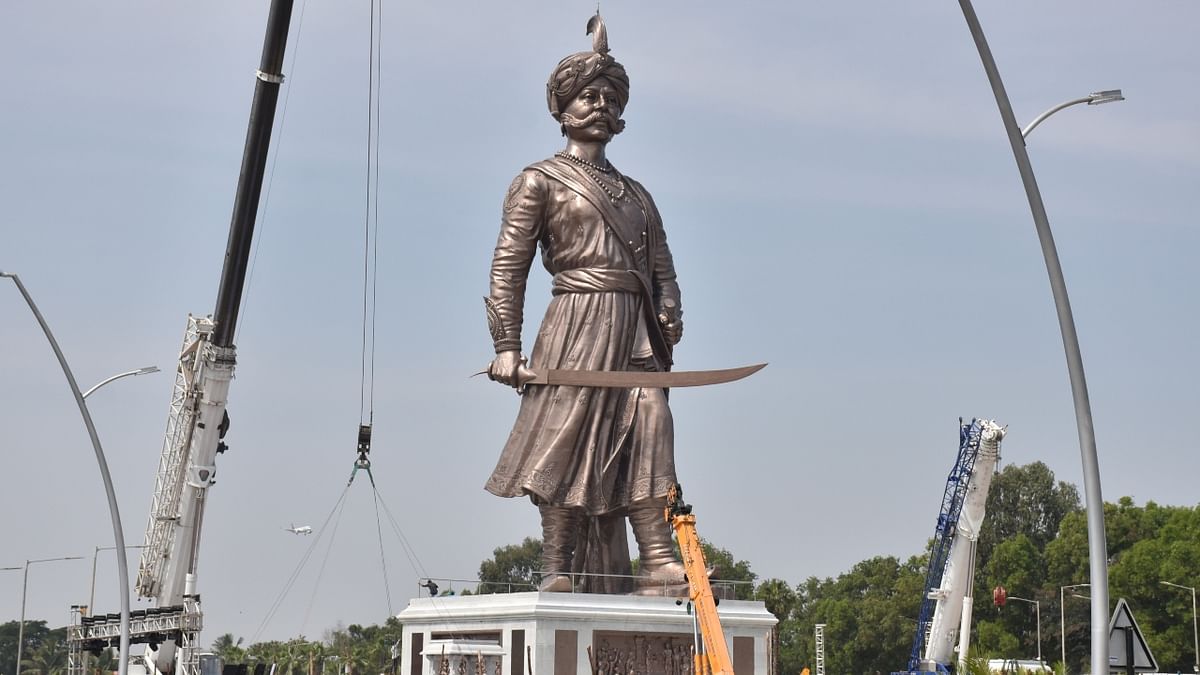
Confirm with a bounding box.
[2,0,1198,647]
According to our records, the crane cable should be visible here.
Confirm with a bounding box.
[251,480,352,642]
[371,483,433,584]
[370,476,394,615]
[354,0,393,619]
[358,0,382,430]
[301,491,352,632]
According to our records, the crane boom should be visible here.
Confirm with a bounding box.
[133,2,296,673]
[666,484,735,675]
[897,418,1006,675]
[921,420,1004,671]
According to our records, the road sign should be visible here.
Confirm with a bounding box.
[1108,597,1158,674]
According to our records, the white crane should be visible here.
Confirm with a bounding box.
[67,3,297,675]
[897,418,1006,675]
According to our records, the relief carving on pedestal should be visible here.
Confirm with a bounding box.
[589,633,695,675]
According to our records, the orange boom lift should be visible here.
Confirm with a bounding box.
[665,483,735,675]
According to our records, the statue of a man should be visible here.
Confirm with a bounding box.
[484,15,685,594]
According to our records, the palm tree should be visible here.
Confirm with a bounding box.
[21,640,67,675]
[91,647,118,675]
[307,641,326,675]
[281,639,311,675]
[212,634,246,666]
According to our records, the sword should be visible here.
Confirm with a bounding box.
[477,362,766,390]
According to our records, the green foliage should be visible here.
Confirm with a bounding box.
[977,462,1081,571]
[780,555,925,675]
[755,578,798,621]
[19,638,66,675]
[701,539,757,600]
[211,633,246,666]
[0,622,65,675]
[181,462,1200,675]
[962,651,993,675]
[477,536,542,593]
[226,618,402,675]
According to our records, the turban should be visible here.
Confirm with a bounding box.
[545,52,629,121]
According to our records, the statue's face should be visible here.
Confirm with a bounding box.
[560,76,624,142]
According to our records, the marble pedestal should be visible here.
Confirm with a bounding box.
[396,592,777,675]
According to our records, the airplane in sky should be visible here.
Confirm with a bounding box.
[284,523,313,535]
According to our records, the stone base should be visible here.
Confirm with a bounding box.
[397,592,777,675]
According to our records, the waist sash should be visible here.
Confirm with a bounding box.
[551,268,673,369]
[552,268,646,295]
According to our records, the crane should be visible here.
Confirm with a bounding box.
[896,418,1006,675]
[67,3,297,675]
[666,483,734,675]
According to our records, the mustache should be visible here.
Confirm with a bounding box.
[559,110,626,134]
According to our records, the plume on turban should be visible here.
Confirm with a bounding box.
[545,16,629,121]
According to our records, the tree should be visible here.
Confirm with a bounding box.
[701,540,757,600]
[788,555,925,675]
[755,578,797,621]
[1,622,58,675]
[980,534,1046,661]
[212,634,246,666]
[477,537,542,593]
[20,639,66,675]
[977,462,1081,566]
[306,641,326,675]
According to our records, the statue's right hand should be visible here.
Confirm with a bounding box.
[488,350,526,389]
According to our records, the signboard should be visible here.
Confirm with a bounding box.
[1108,597,1158,673]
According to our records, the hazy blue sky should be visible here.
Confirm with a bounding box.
[3,1,1197,646]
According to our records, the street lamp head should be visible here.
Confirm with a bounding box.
[1088,89,1124,105]
[134,366,160,376]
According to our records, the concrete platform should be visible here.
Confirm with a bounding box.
[396,591,777,675]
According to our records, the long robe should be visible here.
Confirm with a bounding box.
[484,156,682,517]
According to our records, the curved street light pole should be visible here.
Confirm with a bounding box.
[1161,581,1199,673]
[955,4,1116,674]
[1,271,132,675]
[83,367,159,400]
[1023,90,1124,139]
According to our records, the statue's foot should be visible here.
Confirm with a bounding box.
[637,560,687,586]
[538,574,574,593]
[634,563,721,597]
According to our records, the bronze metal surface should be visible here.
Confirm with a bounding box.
[516,363,766,389]
[482,13,763,594]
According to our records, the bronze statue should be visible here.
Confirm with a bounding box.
[484,14,686,594]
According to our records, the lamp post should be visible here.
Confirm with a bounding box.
[1161,581,1199,673]
[1022,90,1125,139]
[15,556,86,675]
[955,5,1126,674]
[1007,595,1043,665]
[83,370,156,614]
[90,545,148,612]
[83,367,159,399]
[2,271,133,675]
[1060,583,1090,672]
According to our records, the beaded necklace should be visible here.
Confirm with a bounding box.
[556,151,626,202]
